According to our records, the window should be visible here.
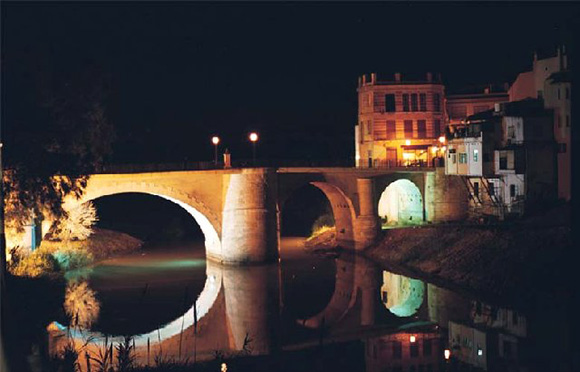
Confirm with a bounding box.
[433,119,441,136]
[459,153,468,163]
[423,339,432,356]
[393,341,402,359]
[417,120,427,139]
[510,184,516,198]
[367,120,372,135]
[489,183,495,196]
[419,93,427,111]
[538,90,543,99]
[507,125,515,139]
[404,120,413,138]
[473,182,479,197]
[410,342,419,358]
[566,87,570,99]
[558,115,562,128]
[433,93,441,112]
[473,149,479,162]
[499,153,508,170]
[403,94,410,112]
[387,120,397,140]
[558,88,561,99]
[385,94,396,112]
[411,94,418,111]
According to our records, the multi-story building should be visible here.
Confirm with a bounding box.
[355,73,446,168]
[445,99,556,219]
[509,46,571,200]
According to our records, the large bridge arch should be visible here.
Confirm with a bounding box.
[63,177,222,260]
[278,178,357,247]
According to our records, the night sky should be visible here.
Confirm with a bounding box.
[2,2,578,165]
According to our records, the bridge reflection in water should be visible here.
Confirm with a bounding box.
[48,242,536,372]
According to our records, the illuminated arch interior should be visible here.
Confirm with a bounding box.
[381,271,425,317]
[378,179,423,227]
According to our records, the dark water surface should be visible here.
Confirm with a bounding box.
[37,237,573,371]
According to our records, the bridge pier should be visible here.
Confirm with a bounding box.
[222,264,280,355]
[221,168,279,264]
[354,178,380,249]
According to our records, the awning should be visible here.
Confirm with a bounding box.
[401,145,430,150]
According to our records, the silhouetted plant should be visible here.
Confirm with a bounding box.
[115,336,136,372]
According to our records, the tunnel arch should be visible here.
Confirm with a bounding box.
[378,179,424,227]
[63,181,222,260]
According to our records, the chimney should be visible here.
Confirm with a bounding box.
[371,73,377,84]
[358,76,362,87]
[426,72,433,82]
[484,87,490,94]
[494,103,501,112]
[362,74,367,84]
[394,72,401,82]
[533,51,538,62]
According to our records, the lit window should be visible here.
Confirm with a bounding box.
[459,153,468,163]
[473,149,479,162]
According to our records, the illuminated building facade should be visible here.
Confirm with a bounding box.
[355,73,446,168]
[445,100,556,219]
[446,85,509,128]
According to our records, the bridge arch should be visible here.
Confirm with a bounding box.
[64,179,222,260]
[378,179,424,227]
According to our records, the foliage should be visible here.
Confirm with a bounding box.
[50,202,98,242]
[10,249,60,278]
[64,280,101,330]
[52,247,94,272]
[311,213,335,235]
[90,336,114,372]
[115,336,137,372]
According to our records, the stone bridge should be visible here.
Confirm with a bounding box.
[58,167,466,265]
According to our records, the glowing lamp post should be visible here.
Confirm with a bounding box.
[211,136,220,166]
[249,132,258,166]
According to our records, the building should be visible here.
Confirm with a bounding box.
[446,84,509,128]
[365,330,444,372]
[509,46,571,200]
[444,99,556,219]
[449,321,521,371]
[355,73,446,168]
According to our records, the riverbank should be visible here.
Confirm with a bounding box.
[40,227,143,263]
[309,204,573,308]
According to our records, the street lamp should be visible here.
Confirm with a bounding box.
[249,132,258,166]
[211,136,220,165]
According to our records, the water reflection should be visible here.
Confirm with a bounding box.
[46,239,543,371]
[63,281,100,329]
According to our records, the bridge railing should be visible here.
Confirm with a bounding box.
[96,158,443,173]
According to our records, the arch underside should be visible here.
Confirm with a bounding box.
[65,181,222,260]
[310,181,357,246]
[378,179,424,226]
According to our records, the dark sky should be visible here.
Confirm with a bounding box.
[2,2,578,165]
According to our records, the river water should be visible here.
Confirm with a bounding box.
[40,237,571,372]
